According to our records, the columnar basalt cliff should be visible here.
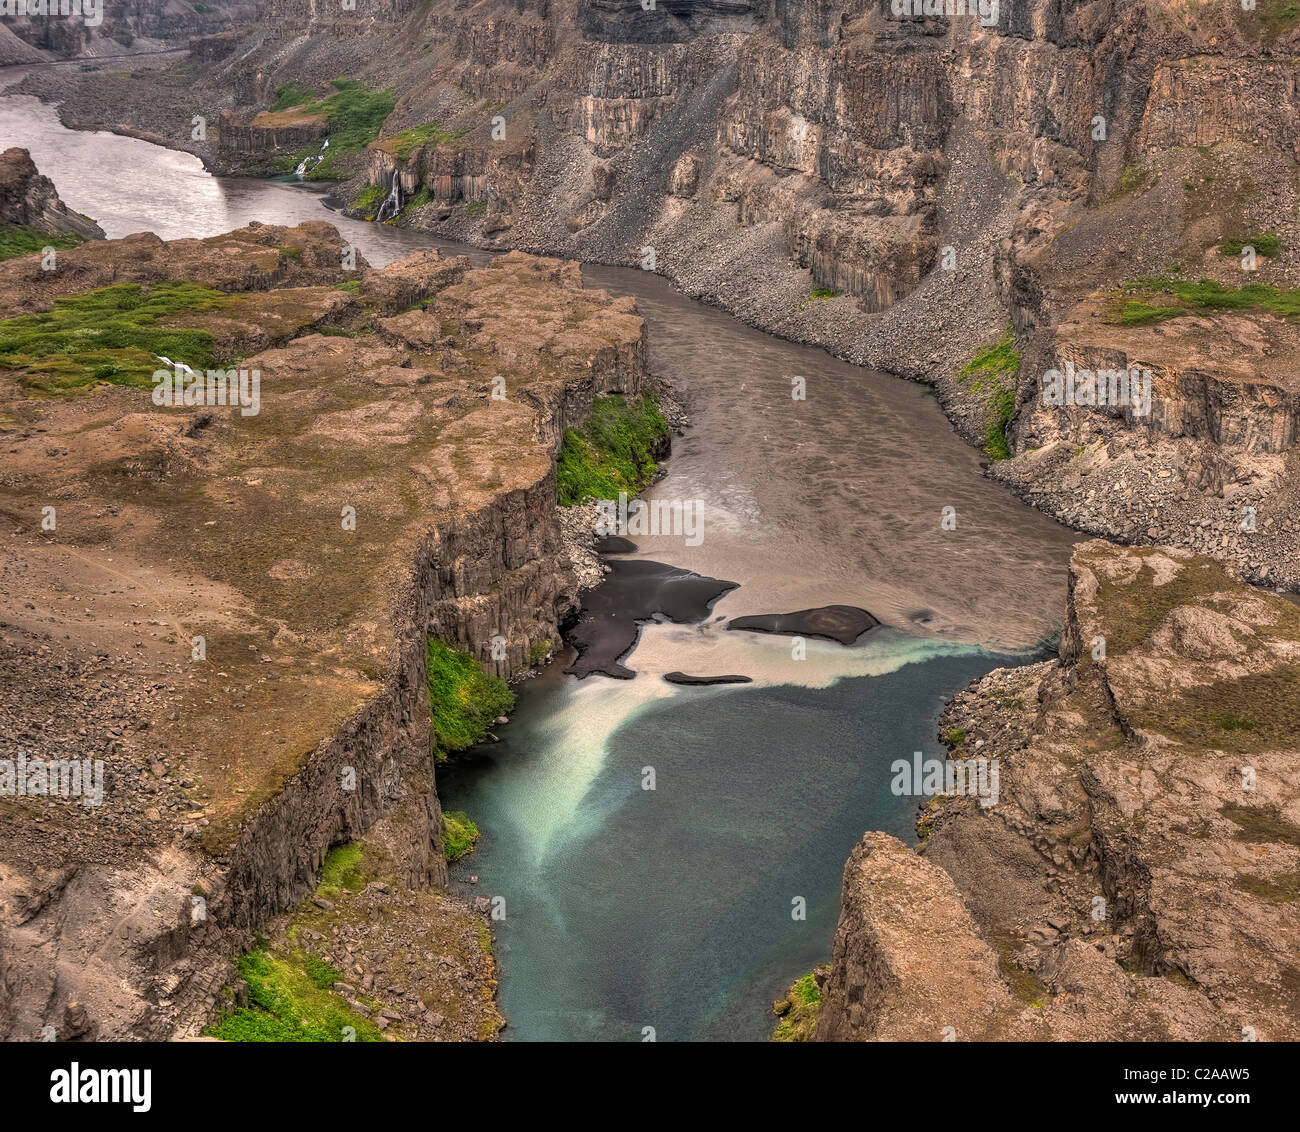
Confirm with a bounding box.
[0,219,648,1039]
[1,0,256,60]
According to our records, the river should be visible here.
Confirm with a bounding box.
[1,80,1080,1041]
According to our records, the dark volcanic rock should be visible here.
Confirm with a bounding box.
[565,559,738,679]
[595,535,638,554]
[726,605,879,646]
[663,671,752,685]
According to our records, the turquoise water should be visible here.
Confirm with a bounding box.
[439,628,1037,1041]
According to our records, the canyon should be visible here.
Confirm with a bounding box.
[3,0,1300,1044]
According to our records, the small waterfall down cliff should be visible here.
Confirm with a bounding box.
[294,138,329,177]
[374,169,403,223]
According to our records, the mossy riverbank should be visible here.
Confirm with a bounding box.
[556,392,669,506]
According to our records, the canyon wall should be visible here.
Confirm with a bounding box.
[1,0,258,59]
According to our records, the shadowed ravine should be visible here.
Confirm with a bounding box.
[2,82,1080,1041]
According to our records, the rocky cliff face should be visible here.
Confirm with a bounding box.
[0,146,103,240]
[812,540,1300,1042]
[0,221,648,1040]
[2,0,257,60]
[65,0,1287,600]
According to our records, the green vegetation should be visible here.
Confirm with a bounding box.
[1220,233,1284,258]
[271,79,396,181]
[0,281,230,395]
[425,638,515,757]
[1110,162,1154,199]
[302,954,344,990]
[0,224,85,262]
[772,971,822,1042]
[1236,871,1300,902]
[205,946,382,1042]
[399,187,433,219]
[317,842,367,896]
[464,200,488,218]
[335,279,361,293]
[270,81,317,113]
[1110,277,1300,327]
[1222,804,1300,848]
[354,183,386,220]
[1209,712,1256,732]
[556,393,670,506]
[443,811,479,862]
[793,285,841,313]
[1242,0,1300,41]
[960,324,1020,461]
[527,638,552,666]
[944,726,969,747]
[382,123,469,160]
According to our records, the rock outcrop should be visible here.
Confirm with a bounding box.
[0,147,103,240]
[811,541,1300,1042]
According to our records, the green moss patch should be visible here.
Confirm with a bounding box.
[772,971,822,1042]
[443,810,479,862]
[1221,804,1300,848]
[205,946,383,1042]
[0,281,231,394]
[960,324,1019,461]
[556,393,669,506]
[354,184,386,220]
[377,123,469,161]
[426,638,514,758]
[0,224,85,262]
[317,842,368,896]
[1109,277,1300,327]
[1220,233,1284,258]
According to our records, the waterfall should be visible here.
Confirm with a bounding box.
[294,137,330,178]
[374,169,403,223]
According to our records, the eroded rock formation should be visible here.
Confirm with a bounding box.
[0,146,103,240]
